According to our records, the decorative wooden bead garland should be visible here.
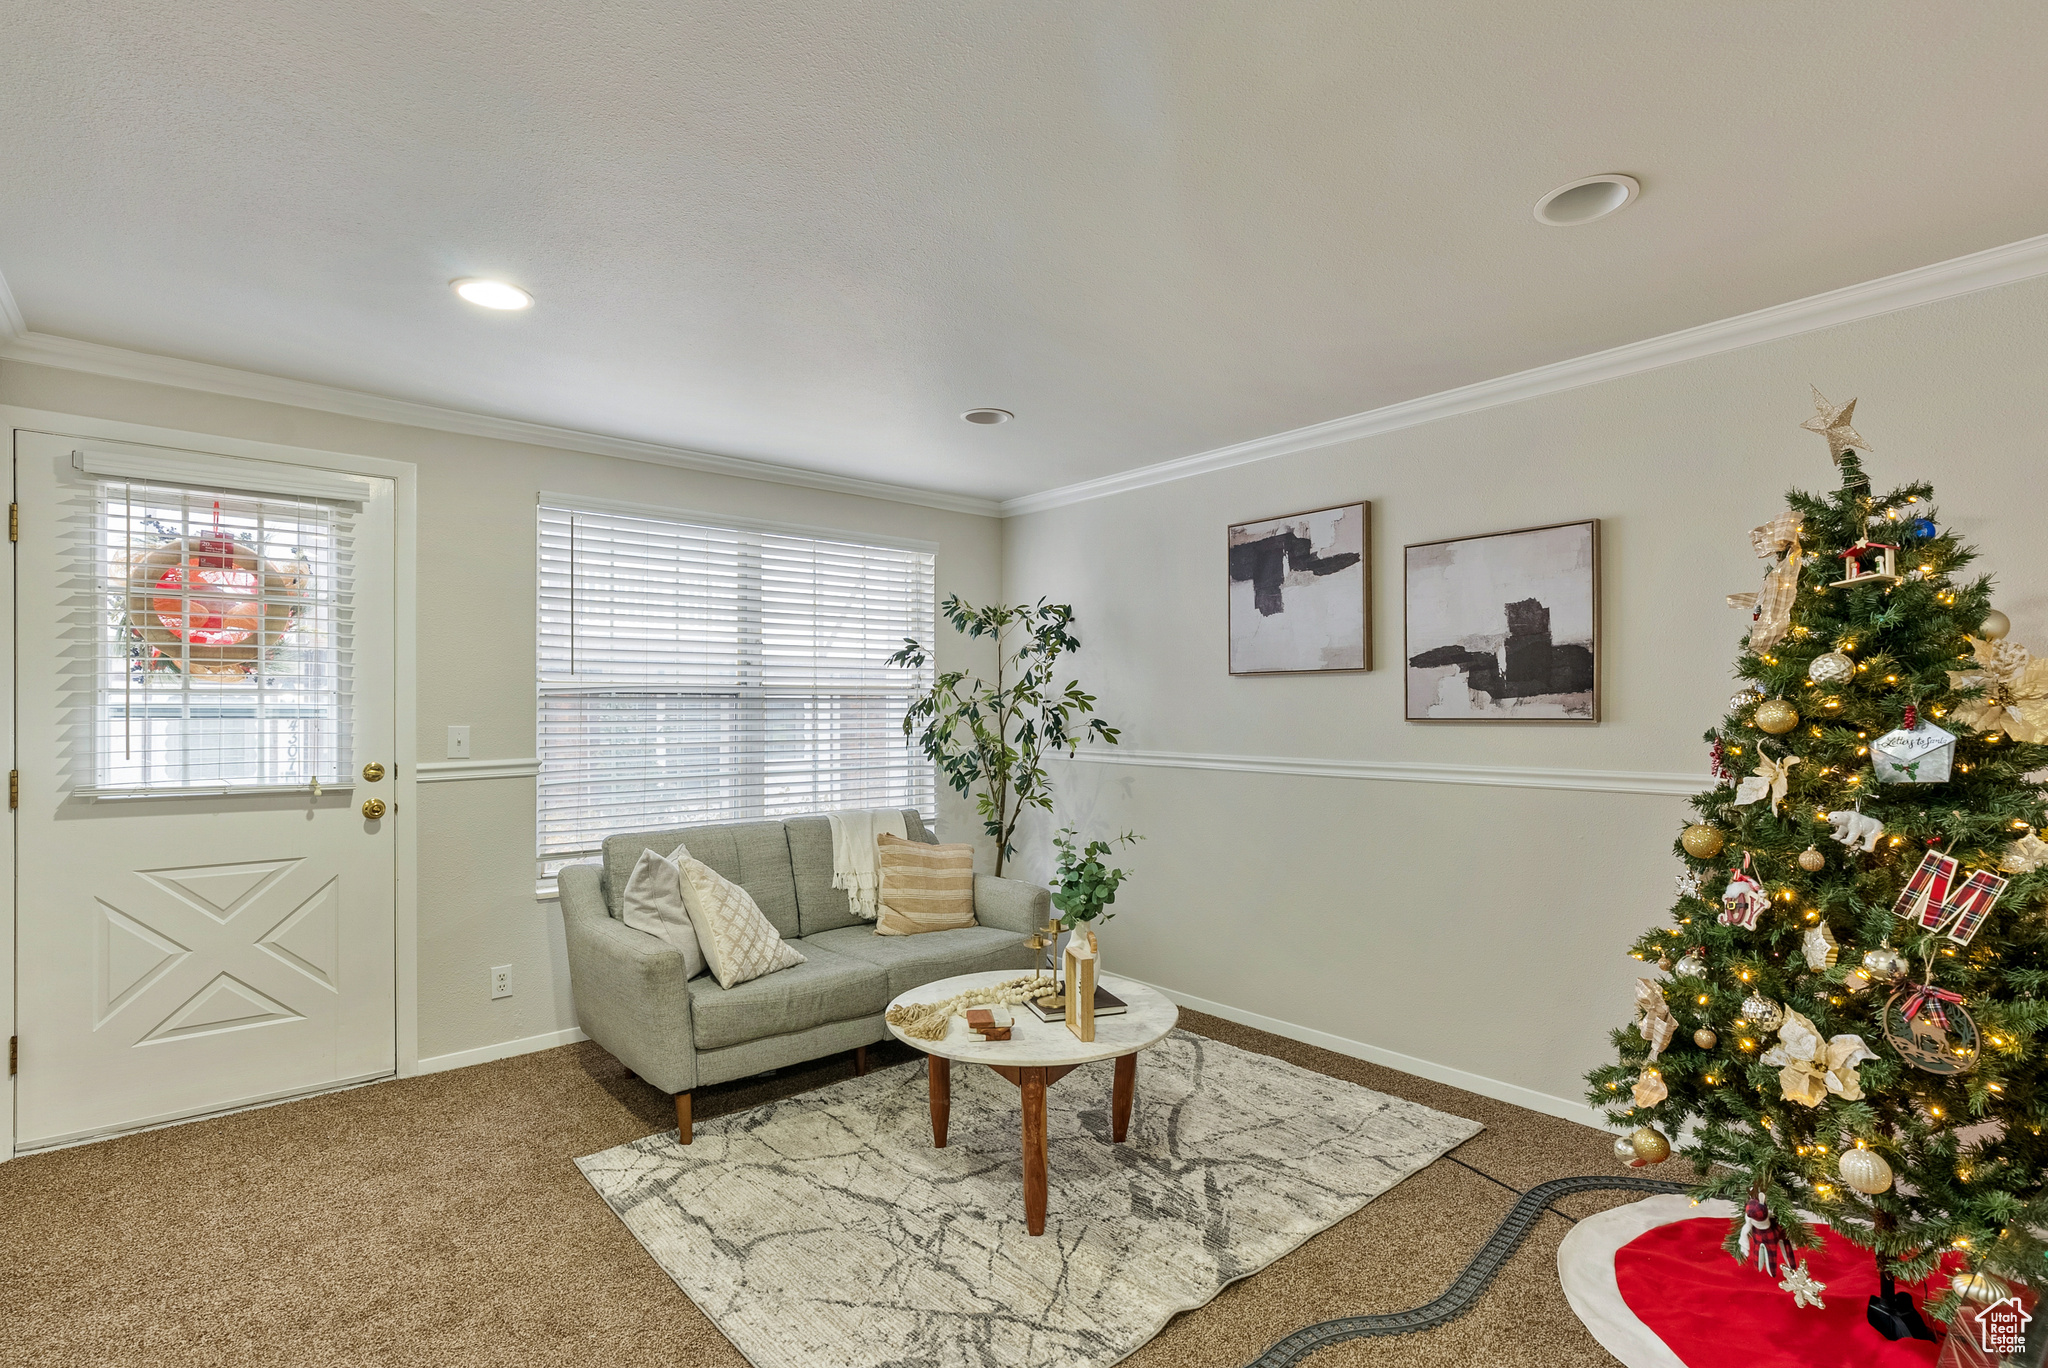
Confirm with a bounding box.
[885,975,1056,1041]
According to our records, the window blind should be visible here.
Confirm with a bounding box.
[537,503,936,869]
[84,478,354,796]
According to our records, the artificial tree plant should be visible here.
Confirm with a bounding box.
[890,595,1120,876]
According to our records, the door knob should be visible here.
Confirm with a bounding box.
[362,798,387,819]
[362,762,385,782]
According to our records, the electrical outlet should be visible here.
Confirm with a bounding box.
[490,964,512,999]
[447,725,471,759]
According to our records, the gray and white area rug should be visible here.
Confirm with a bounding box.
[576,1030,1482,1368]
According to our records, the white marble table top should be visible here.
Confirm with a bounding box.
[886,970,1178,1067]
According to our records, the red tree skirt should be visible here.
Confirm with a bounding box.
[1618,1218,1939,1367]
[1560,1195,1946,1368]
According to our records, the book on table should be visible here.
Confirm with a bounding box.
[1025,986,1127,1022]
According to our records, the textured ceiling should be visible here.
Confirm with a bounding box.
[5,2,2048,502]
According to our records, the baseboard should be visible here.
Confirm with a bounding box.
[1131,978,1611,1133]
[415,1026,589,1076]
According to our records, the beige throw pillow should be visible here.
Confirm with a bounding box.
[676,855,805,989]
[618,846,707,979]
[875,833,978,936]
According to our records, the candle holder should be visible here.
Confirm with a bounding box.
[1021,919,1065,1008]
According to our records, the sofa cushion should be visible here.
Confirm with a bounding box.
[789,809,934,937]
[603,819,801,939]
[618,846,706,979]
[677,855,806,990]
[686,944,891,1051]
[802,924,1035,999]
[875,834,977,936]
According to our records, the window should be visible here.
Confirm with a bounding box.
[88,477,353,795]
[536,499,937,878]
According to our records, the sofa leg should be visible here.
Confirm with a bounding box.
[674,1092,692,1145]
[854,1045,869,1077]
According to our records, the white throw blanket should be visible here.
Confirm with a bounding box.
[827,808,908,921]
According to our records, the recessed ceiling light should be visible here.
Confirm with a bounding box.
[451,278,534,310]
[961,408,1013,425]
[1533,174,1641,227]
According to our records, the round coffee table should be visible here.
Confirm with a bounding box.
[886,969,1178,1236]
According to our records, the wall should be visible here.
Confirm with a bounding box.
[1001,273,2048,1123]
[0,360,1003,1066]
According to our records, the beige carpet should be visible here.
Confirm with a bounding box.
[0,1010,1635,1368]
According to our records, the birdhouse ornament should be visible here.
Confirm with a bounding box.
[1831,539,1901,588]
[1871,706,1956,784]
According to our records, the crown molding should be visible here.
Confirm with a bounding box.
[0,268,24,342]
[999,230,2048,517]
[1068,746,1706,798]
[0,330,1002,518]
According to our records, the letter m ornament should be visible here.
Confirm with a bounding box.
[1892,851,2010,946]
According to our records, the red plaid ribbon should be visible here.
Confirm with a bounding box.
[1901,984,1965,1033]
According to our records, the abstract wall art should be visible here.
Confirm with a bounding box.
[1227,502,1369,674]
[1404,520,1598,721]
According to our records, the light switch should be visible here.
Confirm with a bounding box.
[446,725,471,759]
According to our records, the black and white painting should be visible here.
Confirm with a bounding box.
[1404,520,1598,720]
[1228,503,1369,674]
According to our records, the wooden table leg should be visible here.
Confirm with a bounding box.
[1112,1052,1136,1143]
[927,1055,950,1148]
[1022,1066,1048,1236]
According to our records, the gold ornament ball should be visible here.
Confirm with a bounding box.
[1656,955,1673,973]
[1681,824,1726,859]
[1807,652,1855,684]
[1694,1027,1718,1049]
[1838,1146,1893,1195]
[1754,699,1800,735]
[1614,1134,1641,1165]
[1798,845,1826,872]
[1979,609,2011,642]
[1629,1127,1673,1164]
[1741,993,1786,1032]
[1862,946,1909,983]
[1953,1271,2010,1305]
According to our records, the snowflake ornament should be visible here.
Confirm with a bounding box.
[1778,1260,1827,1310]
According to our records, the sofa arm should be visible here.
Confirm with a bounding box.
[974,873,1051,936]
[560,863,699,1094]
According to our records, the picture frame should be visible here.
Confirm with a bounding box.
[1403,519,1599,721]
[1227,501,1370,675]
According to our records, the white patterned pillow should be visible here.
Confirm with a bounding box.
[618,846,707,979]
[676,855,805,989]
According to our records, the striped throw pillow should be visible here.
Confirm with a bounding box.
[874,834,977,936]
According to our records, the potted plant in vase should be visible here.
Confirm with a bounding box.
[1028,829,1140,1032]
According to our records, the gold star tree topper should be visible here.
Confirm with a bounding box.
[1800,388,1869,465]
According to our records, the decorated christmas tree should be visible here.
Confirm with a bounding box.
[1588,391,2048,1340]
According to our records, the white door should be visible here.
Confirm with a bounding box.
[13,430,397,1149]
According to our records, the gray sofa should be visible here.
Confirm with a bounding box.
[559,809,1047,1142]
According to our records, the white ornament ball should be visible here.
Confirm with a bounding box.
[1615,1133,1642,1164]
[1838,1146,1893,1194]
[1808,652,1855,684]
[1954,1271,2010,1304]
[1979,610,2011,641]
